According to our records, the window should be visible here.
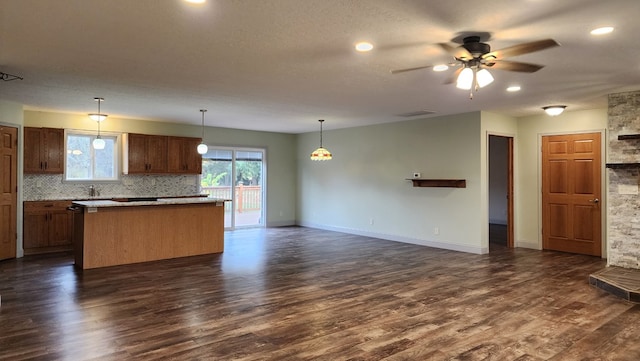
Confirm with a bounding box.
[65,131,119,182]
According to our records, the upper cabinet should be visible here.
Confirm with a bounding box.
[123,133,202,175]
[24,127,64,174]
[167,137,202,174]
[123,133,169,174]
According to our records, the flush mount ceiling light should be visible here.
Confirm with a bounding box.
[591,26,614,36]
[310,119,332,161]
[355,42,374,52]
[432,64,449,72]
[184,0,206,4]
[197,109,208,155]
[506,85,521,92]
[543,105,567,116]
[89,97,107,150]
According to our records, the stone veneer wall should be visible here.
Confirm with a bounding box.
[608,90,640,269]
[24,174,200,201]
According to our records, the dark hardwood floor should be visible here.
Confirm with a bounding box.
[1,227,639,360]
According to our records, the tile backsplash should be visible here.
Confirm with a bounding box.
[24,174,200,201]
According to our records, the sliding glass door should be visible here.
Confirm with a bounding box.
[201,147,265,229]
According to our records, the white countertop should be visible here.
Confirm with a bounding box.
[72,197,229,208]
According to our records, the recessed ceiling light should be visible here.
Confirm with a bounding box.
[432,64,449,72]
[506,85,521,92]
[184,0,206,4]
[590,26,614,35]
[355,42,374,52]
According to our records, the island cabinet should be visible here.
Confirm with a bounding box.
[23,200,73,254]
[72,198,226,269]
[167,136,202,174]
[23,127,64,174]
[123,133,168,174]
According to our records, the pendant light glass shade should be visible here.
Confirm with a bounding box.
[456,67,474,90]
[92,136,106,150]
[197,109,208,155]
[90,97,107,150]
[476,68,494,88]
[310,119,332,161]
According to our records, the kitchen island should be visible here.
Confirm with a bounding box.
[71,197,228,269]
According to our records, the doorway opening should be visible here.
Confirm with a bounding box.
[489,135,514,251]
[201,147,265,230]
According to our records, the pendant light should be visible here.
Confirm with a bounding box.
[89,97,107,150]
[197,109,208,155]
[310,119,332,161]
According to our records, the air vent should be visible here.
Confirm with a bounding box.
[396,110,436,118]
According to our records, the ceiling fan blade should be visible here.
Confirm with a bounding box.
[438,43,473,60]
[483,39,559,60]
[487,60,544,73]
[390,65,433,74]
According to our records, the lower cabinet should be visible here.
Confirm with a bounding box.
[23,201,73,254]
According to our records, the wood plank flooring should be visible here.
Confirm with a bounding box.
[1,226,639,360]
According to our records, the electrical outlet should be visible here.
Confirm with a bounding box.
[369,218,374,225]
[413,172,421,179]
[434,227,439,235]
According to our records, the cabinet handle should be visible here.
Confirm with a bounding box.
[44,161,48,170]
[40,161,43,170]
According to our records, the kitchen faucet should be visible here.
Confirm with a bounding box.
[89,185,98,197]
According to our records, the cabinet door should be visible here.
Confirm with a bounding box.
[127,133,149,173]
[24,127,44,173]
[42,128,64,174]
[146,135,168,173]
[23,211,49,249]
[183,137,202,174]
[167,137,185,173]
[48,209,72,246]
[167,137,202,174]
[23,127,64,174]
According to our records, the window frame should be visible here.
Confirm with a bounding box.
[63,129,122,183]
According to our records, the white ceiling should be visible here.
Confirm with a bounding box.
[1,0,639,134]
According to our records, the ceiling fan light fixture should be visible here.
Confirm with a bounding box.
[543,105,567,116]
[476,68,494,88]
[456,67,474,90]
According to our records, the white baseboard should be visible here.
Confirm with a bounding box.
[298,221,487,254]
[266,220,297,228]
[515,240,540,250]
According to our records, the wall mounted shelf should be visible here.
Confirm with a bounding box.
[407,179,466,188]
[606,163,640,169]
[617,134,640,140]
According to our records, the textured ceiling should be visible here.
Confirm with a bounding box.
[1,0,639,133]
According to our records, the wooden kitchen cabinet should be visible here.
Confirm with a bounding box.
[24,127,64,174]
[167,136,202,174]
[123,133,168,174]
[23,201,73,254]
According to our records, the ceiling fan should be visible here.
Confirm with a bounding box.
[391,34,560,98]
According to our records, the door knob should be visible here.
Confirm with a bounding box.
[589,198,599,203]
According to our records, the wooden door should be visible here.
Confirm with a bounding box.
[183,137,202,174]
[23,211,49,249]
[48,209,72,246]
[0,126,18,260]
[542,133,601,256]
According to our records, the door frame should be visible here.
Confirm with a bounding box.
[0,122,23,259]
[538,130,607,257]
[201,146,267,230]
[486,132,515,250]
